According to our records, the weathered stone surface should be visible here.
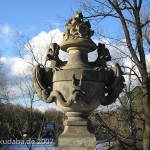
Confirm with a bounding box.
[61,39,96,52]
[63,120,87,126]
[59,125,96,150]
[33,11,125,150]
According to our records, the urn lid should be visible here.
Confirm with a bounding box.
[60,11,96,52]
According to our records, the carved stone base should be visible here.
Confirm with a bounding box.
[58,121,96,150]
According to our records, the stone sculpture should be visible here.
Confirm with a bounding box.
[34,11,124,149]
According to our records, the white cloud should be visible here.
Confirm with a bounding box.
[100,37,110,45]
[0,24,18,44]
[37,105,46,113]
[27,28,63,49]
[0,28,64,80]
[1,24,11,35]
[36,102,62,113]
[0,57,30,77]
[25,28,67,65]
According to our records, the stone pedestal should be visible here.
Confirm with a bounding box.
[59,121,96,150]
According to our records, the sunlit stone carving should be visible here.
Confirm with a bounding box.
[34,11,124,150]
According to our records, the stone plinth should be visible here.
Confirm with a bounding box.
[59,121,96,150]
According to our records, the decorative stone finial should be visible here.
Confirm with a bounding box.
[63,11,94,40]
[61,11,96,51]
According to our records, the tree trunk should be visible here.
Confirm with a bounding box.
[128,93,136,149]
[142,76,150,150]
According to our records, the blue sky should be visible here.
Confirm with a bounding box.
[0,0,121,53]
[0,0,81,53]
[0,0,80,31]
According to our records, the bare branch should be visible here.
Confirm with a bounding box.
[141,20,150,28]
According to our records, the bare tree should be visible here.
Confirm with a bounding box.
[88,83,143,149]
[0,51,9,103]
[80,0,150,149]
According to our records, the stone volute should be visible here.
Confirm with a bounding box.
[34,11,124,150]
